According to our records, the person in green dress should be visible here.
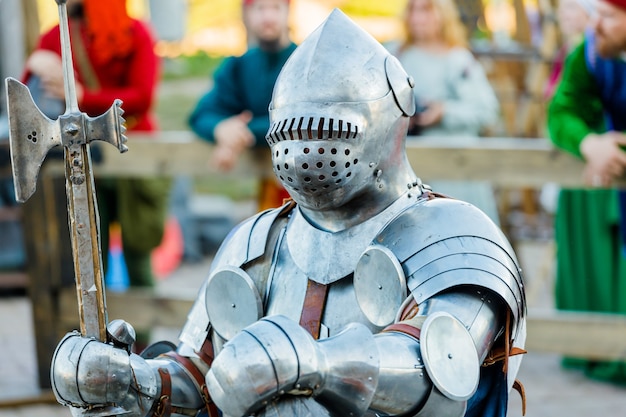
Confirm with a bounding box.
[547,0,626,384]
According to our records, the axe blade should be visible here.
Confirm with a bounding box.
[6,77,62,202]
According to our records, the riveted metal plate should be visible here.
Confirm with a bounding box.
[354,245,407,327]
[420,312,480,401]
[205,266,262,341]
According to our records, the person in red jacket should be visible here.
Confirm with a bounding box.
[23,0,170,351]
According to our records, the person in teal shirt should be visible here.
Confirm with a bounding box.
[547,0,626,385]
[189,0,296,210]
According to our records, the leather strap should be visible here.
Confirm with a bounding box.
[399,298,420,321]
[481,310,527,416]
[382,323,421,340]
[513,379,527,416]
[196,338,215,367]
[482,309,527,368]
[482,346,527,367]
[162,351,219,417]
[155,368,172,417]
[503,309,511,373]
[299,279,329,339]
[426,190,451,200]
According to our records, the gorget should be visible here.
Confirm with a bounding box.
[286,189,422,285]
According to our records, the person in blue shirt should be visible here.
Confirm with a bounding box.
[189,0,296,210]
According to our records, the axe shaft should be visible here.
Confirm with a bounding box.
[55,0,108,341]
[64,142,108,340]
[8,0,127,342]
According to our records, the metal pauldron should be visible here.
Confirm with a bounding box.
[373,197,526,339]
[179,205,291,353]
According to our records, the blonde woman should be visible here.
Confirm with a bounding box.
[386,0,502,225]
[388,0,499,137]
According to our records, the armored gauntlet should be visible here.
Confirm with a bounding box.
[51,329,159,416]
[206,315,379,417]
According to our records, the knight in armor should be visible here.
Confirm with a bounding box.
[50,9,527,417]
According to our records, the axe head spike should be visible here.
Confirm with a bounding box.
[6,77,62,202]
[86,99,129,153]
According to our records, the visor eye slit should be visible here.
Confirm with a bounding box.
[279,120,288,142]
[288,118,296,140]
[297,117,305,140]
[318,117,325,139]
[307,117,314,139]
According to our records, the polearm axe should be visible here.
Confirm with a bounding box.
[6,0,127,358]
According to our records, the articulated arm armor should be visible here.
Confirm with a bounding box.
[202,194,525,417]
[50,329,214,417]
[207,283,512,417]
[207,316,379,417]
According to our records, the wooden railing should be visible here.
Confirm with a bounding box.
[80,132,587,187]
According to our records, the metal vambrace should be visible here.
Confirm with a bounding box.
[206,315,380,417]
[370,315,472,417]
[51,331,159,415]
